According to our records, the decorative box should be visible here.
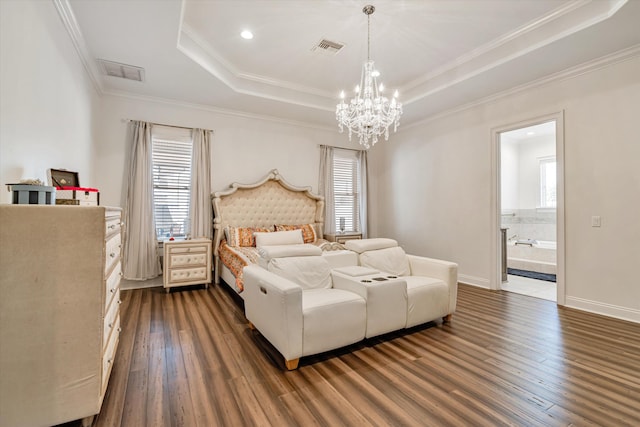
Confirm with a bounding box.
[47,168,100,206]
[8,184,56,205]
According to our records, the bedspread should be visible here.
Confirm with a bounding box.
[218,241,261,292]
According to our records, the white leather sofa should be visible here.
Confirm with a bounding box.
[243,240,458,369]
[344,238,458,327]
[243,245,367,370]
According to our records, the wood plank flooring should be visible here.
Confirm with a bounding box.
[67,283,640,426]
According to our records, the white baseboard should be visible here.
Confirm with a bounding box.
[565,296,640,324]
[458,274,490,289]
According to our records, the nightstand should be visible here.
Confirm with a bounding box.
[163,238,212,292]
[324,232,363,244]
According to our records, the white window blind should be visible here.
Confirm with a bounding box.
[333,149,360,233]
[152,127,193,239]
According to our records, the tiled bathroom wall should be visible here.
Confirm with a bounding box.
[501,209,556,242]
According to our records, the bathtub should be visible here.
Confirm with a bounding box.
[507,240,557,275]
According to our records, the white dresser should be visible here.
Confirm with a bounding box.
[0,205,123,427]
[163,238,212,292]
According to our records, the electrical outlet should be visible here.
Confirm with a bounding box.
[591,216,601,227]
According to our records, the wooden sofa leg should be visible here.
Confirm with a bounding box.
[285,359,300,370]
[443,314,452,323]
[248,322,255,330]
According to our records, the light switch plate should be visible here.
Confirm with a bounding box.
[591,216,601,227]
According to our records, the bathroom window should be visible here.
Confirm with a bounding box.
[539,156,557,208]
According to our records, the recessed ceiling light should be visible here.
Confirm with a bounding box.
[527,131,535,136]
[240,30,253,40]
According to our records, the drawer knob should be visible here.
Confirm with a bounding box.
[117,327,122,333]
[109,224,116,229]
[110,288,116,294]
[117,300,122,305]
[108,322,113,328]
[110,253,116,258]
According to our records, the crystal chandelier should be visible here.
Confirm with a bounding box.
[336,5,402,149]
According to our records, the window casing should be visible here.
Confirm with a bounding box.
[539,156,557,208]
[151,128,193,239]
[333,149,361,233]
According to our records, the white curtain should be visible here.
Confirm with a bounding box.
[318,145,335,235]
[189,129,212,239]
[122,121,161,280]
[357,149,368,238]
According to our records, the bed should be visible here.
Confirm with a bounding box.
[211,169,354,295]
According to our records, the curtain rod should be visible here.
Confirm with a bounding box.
[123,119,214,133]
[319,144,364,152]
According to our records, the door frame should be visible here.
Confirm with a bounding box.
[489,111,565,305]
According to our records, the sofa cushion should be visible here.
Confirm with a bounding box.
[359,246,411,276]
[267,256,332,290]
[301,289,366,357]
[344,238,398,254]
[404,276,449,328]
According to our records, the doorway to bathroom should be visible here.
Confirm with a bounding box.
[491,113,565,304]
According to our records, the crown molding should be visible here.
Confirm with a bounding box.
[52,0,103,95]
[401,44,640,132]
[401,0,628,104]
[102,89,336,133]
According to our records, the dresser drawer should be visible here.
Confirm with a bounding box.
[103,295,120,350]
[105,261,121,307]
[168,252,207,268]
[105,232,121,274]
[169,266,208,283]
[105,216,122,238]
[102,315,120,393]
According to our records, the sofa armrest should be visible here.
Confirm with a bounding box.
[242,265,304,361]
[407,255,458,313]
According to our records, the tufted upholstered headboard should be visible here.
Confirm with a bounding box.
[211,169,324,283]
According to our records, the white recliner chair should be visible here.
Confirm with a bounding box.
[243,245,367,370]
[344,238,458,327]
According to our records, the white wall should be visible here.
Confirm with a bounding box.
[500,137,519,210]
[369,56,640,322]
[96,95,349,208]
[0,0,99,203]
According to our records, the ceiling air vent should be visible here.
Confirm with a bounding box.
[97,59,145,82]
[311,39,345,55]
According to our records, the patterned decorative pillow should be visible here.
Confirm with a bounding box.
[274,223,317,243]
[225,226,270,247]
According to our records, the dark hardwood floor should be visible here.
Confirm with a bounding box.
[71,282,639,426]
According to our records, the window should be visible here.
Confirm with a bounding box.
[539,156,557,208]
[333,149,361,233]
[151,127,192,239]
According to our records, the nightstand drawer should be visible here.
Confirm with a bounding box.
[168,252,207,268]
[169,266,209,283]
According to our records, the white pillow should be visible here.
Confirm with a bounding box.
[267,256,332,290]
[359,246,411,276]
[345,238,398,254]
[258,244,322,261]
[254,229,303,247]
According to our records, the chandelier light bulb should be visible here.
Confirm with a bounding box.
[335,4,402,149]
